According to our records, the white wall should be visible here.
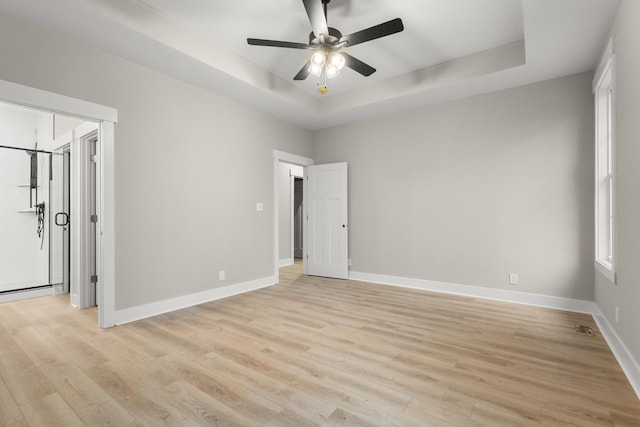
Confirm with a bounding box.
[313,72,595,301]
[0,107,53,288]
[594,0,640,371]
[0,11,313,310]
[0,107,38,286]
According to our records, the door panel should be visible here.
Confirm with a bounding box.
[305,162,348,279]
[50,147,70,294]
[293,178,303,258]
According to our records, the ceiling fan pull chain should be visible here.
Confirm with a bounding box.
[318,71,328,94]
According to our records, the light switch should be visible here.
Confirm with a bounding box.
[256,202,264,212]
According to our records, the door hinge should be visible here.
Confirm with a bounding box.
[90,214,98,223]
[90,275,98,284]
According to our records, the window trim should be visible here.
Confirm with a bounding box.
[594,50,616,284]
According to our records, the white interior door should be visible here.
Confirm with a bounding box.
[304,162,348,279]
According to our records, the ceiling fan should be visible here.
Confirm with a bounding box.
[247,0,404,93]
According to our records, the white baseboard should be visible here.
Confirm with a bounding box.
[592,308,640,399]
[349,271,596,313]
[279,258,294,267]
[0,286,54,304]
[349,270,640,400]
[113,276,277,326]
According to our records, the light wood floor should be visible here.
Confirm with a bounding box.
[0,263,639,426]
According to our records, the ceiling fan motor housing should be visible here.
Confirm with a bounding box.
[309,27,342,46]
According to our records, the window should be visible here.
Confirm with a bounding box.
[594,52,616,283]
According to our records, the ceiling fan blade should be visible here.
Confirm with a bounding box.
[247,38,310,49]
[294,60,312,80]
[302,0,329,38]
[343,53,376,76]
[339,18,404,47]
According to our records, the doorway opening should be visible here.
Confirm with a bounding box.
[278,162,304,267]
[273,150,349,282]
[272,150,314,282]
[0,102,97,312]
[0,78,117,327]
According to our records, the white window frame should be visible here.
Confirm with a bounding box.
[593,45,616,284]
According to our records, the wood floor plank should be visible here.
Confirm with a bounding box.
[321,408,373,426]
[0,335,55,405]
[540,405,614,427]
[162,380,259,427]
[0,261,638,426]
[160,351,284,423]
[85,361,199,426]
[19,392,85,427]
[198,352,336,425]
[263,408,319,427]
[469,399,543,427]
[12,325,68,367]
[40,361,112,413]
[77,398,144,427]
[39,323,109,370]
[0,376,25,426]
[611,411,640,427]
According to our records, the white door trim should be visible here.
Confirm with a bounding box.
[272,150,314,283]
[70,128,98,309]
[289,166,304,266]
[0,78,118,328]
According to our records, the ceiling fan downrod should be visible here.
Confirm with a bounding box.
[322,0,330,22]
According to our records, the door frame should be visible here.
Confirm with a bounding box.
[69,126,98,309]
[272,150,314,282]
[292,175,304,259]
[288,165,304,265]
[0,78,117,328]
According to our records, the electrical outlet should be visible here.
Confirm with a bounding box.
[615,306,620,323]
[219,270,225,281]
[348,258,352,267]
[509,273,519,285]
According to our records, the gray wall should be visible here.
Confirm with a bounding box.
[0,12,312,310]
[595,0,640,366]
[313,72,595,300]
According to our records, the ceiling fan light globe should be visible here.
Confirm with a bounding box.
[326,64,340,79]
[329,52,345,70]
[311,51,326,65]
[308,62,324,76]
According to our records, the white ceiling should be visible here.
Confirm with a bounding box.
[0,0,620,129]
